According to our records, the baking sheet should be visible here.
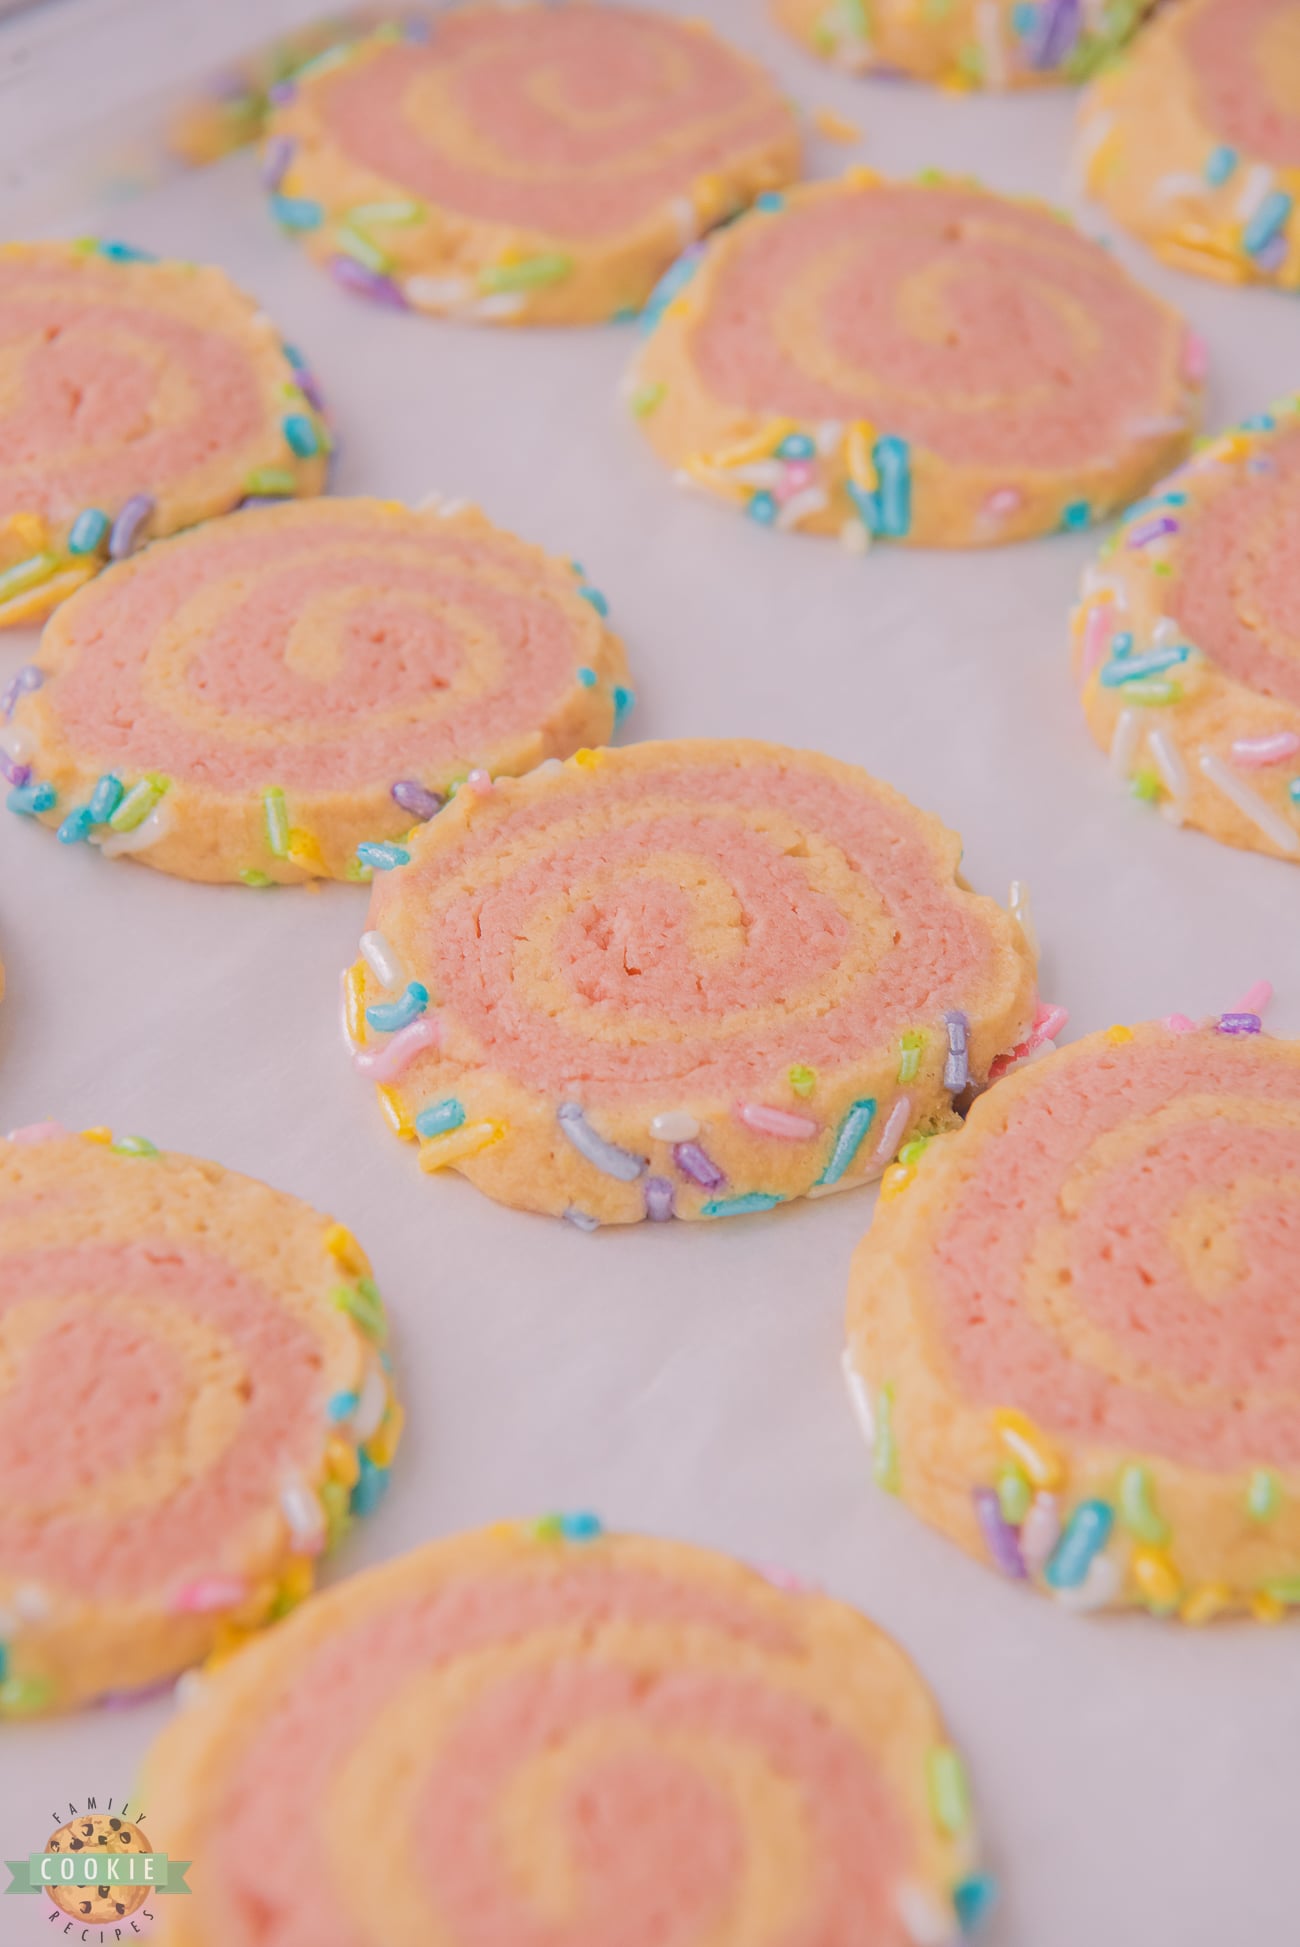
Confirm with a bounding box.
[1,5,1299,1941]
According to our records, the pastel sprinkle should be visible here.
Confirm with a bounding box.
[558,1102,646,1181]
[391,778,443,821]
[261,134,295,192]
[112,1134,157,1157]
[943,1010,970,1091]
[334,1276,387,1343]
[1100,644,1188,685]
[1205,145,1238,186]
[993,1408,1063,1490]
[1060,499,1091,531]
[873,1382,899,1493]
[560,1511,604,1540]
[1218,1012,1262,1035]
[0,552,61,605]
[108,494,154,559]
[172,1575,249,1615]
[7,781,56,815]
[926,1745,972,1836]
[334,223,392,274]
[563,1206,600,1232]
[56,805,94,844]
[1044,1500,1113,1590]
[673,1139,725,1189]
[365,982,429,1033]
[0,750,29,788]
[1117,1463,1168,1545]
[270,194,324,230]
[788,1065,816,1097]
[349,1452,390,1518]
[414,1098,466,1140]
[1019,1492,1061,1576]
[644,1176,675,1221]
[747,490,778,526]
[1198,749,1299,854]
[328,255,409,308]
[612,685,635,727]
[327,1390,359,1422]
[88,774,123,823]
[997,1465,1032,1526]
[1232,731,1300,768]
[245,467,298,497]
[630,382,666,416]
[576,666,597,687]
[282,412,319,457]
[897,1031,923,1084]
[479,253,573,292]
[816,1098,876,1185]
[973,1486,1027,1580]
[359,929,402,987]
[953,1874,999,1935]
[736,1102,819,1141]
[650,1110,700,1143]
[262,785,290,857]
[1243,189,1293,258]
[700,1191,783,1217]
[357,840,410,871]
[67,507,109,554]
[0,663,42,720]
[578,584,609,617]
[1248,1470,1281,1521]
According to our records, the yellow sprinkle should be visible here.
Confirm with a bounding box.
[680,453,748,499]
[845,165,882,189]
[845,420,879,493]
[286,827,325,872]
[701,419,798,469]
[663,296,693,321]
[418,1120,504,1171]
[205,1620,254,1670]
[1181,1583,1232,1627]
[992,1408,1064,1491]
[325,1435,361,1489]
[1105,1025,1135,1045]
[0,558,96,626]
[6,511,47,550]
[1131,1548,1181,1612]
[573,748,602,769]
[365,1399,404,1470]
[813,106,861,144]
[276,1557,315,1610]
[343,963,367,1048]
[1154,237,1248,286]
[80,1127,113,1145]
[879,1164,915,1201]
[1252,1591,1286,1626]
[375,1084,416,1141]
[324,1222,372,1279]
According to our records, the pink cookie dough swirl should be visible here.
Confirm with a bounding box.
[1079,0,1300,290]
[4,497,629,884]
[630,175,1201,550]
[143,1522,994,1947]
[347,738,1038,1226]
[0,1131,402,1716]
[0,242,329,628]
[846,1018,1300,1622]
[264,5,800,325]
[1072,397,1300,863]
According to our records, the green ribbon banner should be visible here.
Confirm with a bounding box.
[5,1853,190,1894]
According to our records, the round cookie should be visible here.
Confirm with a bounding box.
[143,1520,996,1946]
[776,0,1154,90]
[44,1816,150,1925]
[1072,398,1300,862]
[345,738,1038,1226]
[1078,0,1300,289]
[1,497,630,885]
[0,242,329,628]
[845,1015,1300,1623]
[262,6,800,325]
[0,1127,402,1716]
[629,174,1202,549]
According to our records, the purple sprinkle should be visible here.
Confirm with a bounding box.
[239,495,294,511]
[943,1009,970,1092]
[1255,235,1289,275]
[673,1140,725,1191]
[328,254,408,309]
[0,750,31,788]
[392,779,444,821]
[973,1488,1027,1580]
[1127,515,1179,550]
[1,665,42,722]
[294,366,326,412]
[108,493,155,560]
[644,1177,675,1222]
[267,79,297,106]
[100,1677,176,1710]
[1031,0,1081,68]
[1217,1012,1262,1035]
[261,134,295,192]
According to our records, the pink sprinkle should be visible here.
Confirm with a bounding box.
[1080,601,1116,685]
[1231,732,1300,768]
[1029,1001,1069,1047]
[1181,329,1209,384]
[466,768,493,797]
[1161,1014,1197,1034]
[983,486,1023,518]
[752,1561,816,1593]
[171,1575,249,1615]
[775,460,816,502]
[736,1102,820,1141]
[353,1014,440,1082]
[873,1093,912,1162]
[1233,979,1273,1017]
[1127,515,1179,549]
[6,1120,68,1144]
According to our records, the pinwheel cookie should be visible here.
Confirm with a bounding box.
[1,497,629,884]
[0,241,328,627]
[263,5,800,324]
[776,0,1153,89]
[630,175,1201,549]
[1079,0,1300,290]
[845,1014,1300,1622]
[0,1126,402,1716]
[144,1520,997,1946]
[1073,399,1300,862]
[344,738,1038,1226]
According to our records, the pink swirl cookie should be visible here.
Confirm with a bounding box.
[144,1521,996,1946]
[1072,397,1300,862]
[0,242,329,628]
[263,6,800,324]
[0,1129,402,1716]
[630,175,1201,548]
[845,1016,1300,1622]
[345,738,1038,1226]
[1079,0,1300,289]
[3,498,629,884]
[775,0,1155,90]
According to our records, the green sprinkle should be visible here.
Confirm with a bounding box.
[630,382,666,417]
[897,1137,931,1168]
[319,1478,351,1552]
[245,467,298,497]
[108,775,166,833]
[334,223,392,274]
[111,1134,158,1158]
[0,553,61,604]
[0,1674,53,1716]
[334,1276,387,1344]
[1126,681,1183,707]
[533,1513,565,1541]
[1248,1470,1281,1522]
[997,1465,1032,1526]
[926,1745,971,1837]
[478,253,574,294]
[1152,560,1173,577]
[788,1064,816,1098]
[873,1382,899,1494]
[1130,767,1162,803]
[263,785,290,858]
[1262,1576,1300,1606]
[898,1031,924,1083]
[346,199,426,226]
[1118,1463,1169,1545]
[240,869,274,888]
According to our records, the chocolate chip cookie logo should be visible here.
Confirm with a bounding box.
[5,1798,189,1939]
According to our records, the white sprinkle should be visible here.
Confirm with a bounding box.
[1019,1493,1060,1576]
[350,1363,389,1443]
[339,968,361,1054]
[0,726,33,763]
[873,1094,912,1163]
[1151,616,1183,648]
[97,800,171,857]
[1147,728,1190,824]
[668,194,697,249]
[1149,172,1208,206]
[1110,707,1142,781]
[14,1584,49,1622]
[840,1347,875,1446]
[1008,880,1039,959]
[815,420,843,456]
[896,1880,958,1946]
[1128,413,1190,440]
[776,486,829,529]
[649,1110,700,1143]
[1197,749,1300,854]
[470,291,527,322]
[280,1477,326,1550]
[977,0,1008,88]
[1236,163,1276,224]
[838,518,871,555]
[403,274,471,311]
[725,460,784,489]
[173,1670,207,1710]
[359,929,402,988]
[1054,1549,1121,1613]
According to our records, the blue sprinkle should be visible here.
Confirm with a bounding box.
[612,685,635,728]
[576,666,598,687]
[954,1872,1000,1935]
[271,194,325,231]
[557,1102,646,1182]
[776,432,815,460]
[578,585,609,617]
[349,1451,390,1518]
[1241,413,1277,432]
[404,14,431,40]
[357,840,410,871]
[1045,1500,1114,1590]
[563,1207,601,1232]
[365,981,428,1033]
[1243,189,1293,259]
[847,478,881,536]
[282,341,306,369]
[57,806,95,844]
[560,1511,603,1540]
[1290,780,1300,807]
[874,436,911,538]
[97,239,155,262]
[1125,493,1187,518]
[701,1191,784,1217]
[755,191,785,212]
[88,774,123,823]
[748,490,778,526]
[639,245,703,333]
[1100,644,1188,686]
[415,1097,466,1139]
[817,1099,877,1185]
[68,507,109,555]
[1109,630,1134,659]
[0,1641,6,1681]
[326,1390,359,1422]
[1204,145,1238,187]
[7,781,56,816]
[282,412,319,457]
[1061,499,1092,531]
